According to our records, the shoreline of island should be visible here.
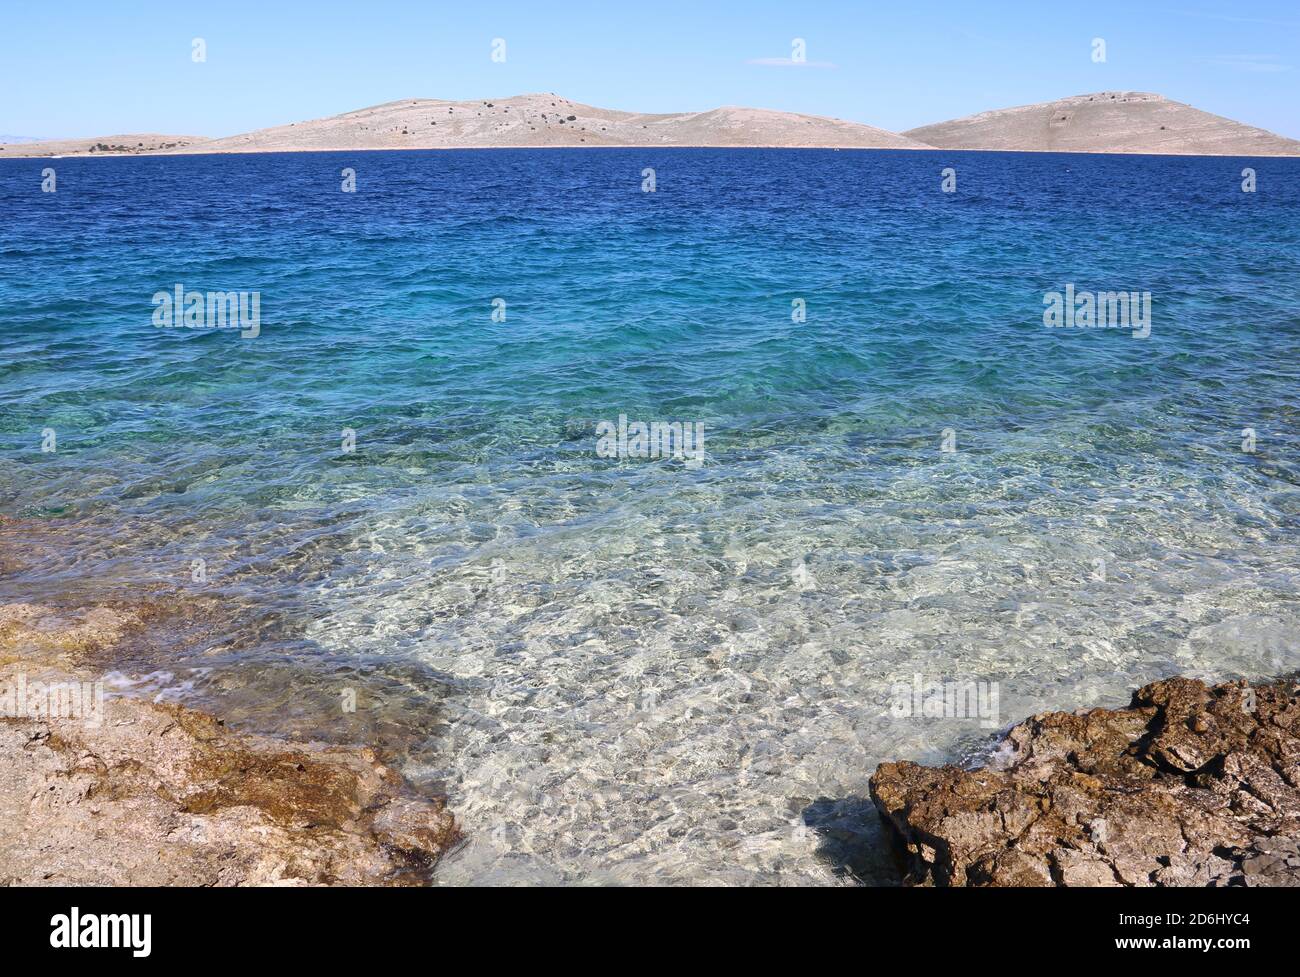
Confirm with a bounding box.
[6,90,1299,160]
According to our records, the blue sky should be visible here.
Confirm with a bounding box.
[2,1,1298,138]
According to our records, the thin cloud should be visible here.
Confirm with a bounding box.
[1167,8,1300,28]
[745,57,837,68]
[1207,55,1292,73]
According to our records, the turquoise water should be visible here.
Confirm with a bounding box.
[2,148,1298,883]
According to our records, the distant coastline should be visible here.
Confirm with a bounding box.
[5,90,1299,159]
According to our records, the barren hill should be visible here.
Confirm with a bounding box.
[164,93,928,153]
[0,134,209,158]
[8,91,1296,159]
[904,91,1300,156]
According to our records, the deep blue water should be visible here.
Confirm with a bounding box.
[1,149,1298,883]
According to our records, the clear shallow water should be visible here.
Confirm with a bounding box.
[1,148,1298,884]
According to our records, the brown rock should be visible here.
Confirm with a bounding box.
[0,602,459,885]
[870,676,1300,886]
[0,688,459,886]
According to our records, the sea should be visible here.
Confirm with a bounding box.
[1,147,1297,884]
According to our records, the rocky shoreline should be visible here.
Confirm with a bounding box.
[870,675,1300,886]
[5,596,1297,886]
[0,602,459,885]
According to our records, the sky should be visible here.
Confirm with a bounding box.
[2,1,1298,139]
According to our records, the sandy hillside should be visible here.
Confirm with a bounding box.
[166,93,930,152]
[0,133,209,158]
[905,91,1300,156]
